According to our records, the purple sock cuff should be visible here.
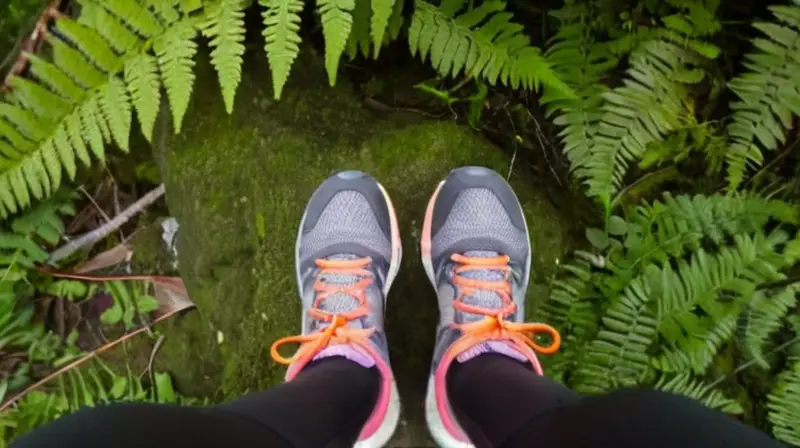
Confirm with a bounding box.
[313,344,376,368]
[455,340,528,364]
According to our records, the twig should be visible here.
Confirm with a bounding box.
[48,184,166,264]
[522,107,563,186]
[78,186,112,223]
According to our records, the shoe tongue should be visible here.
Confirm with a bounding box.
[458,250,506,323]
[318,253,362,314]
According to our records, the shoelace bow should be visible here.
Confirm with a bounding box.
[270,257,375,365]
[447,253,561,358]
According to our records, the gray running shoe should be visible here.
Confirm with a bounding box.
[420,166,560,448]
[270,170,402,448]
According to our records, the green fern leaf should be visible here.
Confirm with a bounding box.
[99,77,132,152]
[49,38,108,89]
[26,54,85,104]
[768,355,800,446]
[725,5,800,190]
[409,0,573,98]
[32,152,52,196]
[261,0,304,100]
[0,141,24,161]
[201,0,246,114]
[124,54,161,142]
[317,0,355,86]
[53,125,77,181]
[66,107,91,167]
[144,0,181,24]
[656,374,743,414]
[101,0,163,37]
[79,96,106,162]
[180,0,203,14]
[77,1,142,53]
[54,18,120,73]
[347,0,371,59]
[387,0,404,40]
[743,284,799,368]
[0,176,18,214]
[154,21,198,134]
[21,158,45,200]
[7,76,72,119]
[9,168,31,209]
[41,140,63,190]
[370,0,395,56]
[0,104,50,142]
[579,41,701,207]
[0,119,32,149]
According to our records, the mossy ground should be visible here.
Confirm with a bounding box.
[151,49,580,445]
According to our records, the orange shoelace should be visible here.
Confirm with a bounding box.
[446,253,561,357]
[270,257,375,365]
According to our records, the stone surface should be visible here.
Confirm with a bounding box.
[153,49,579,446]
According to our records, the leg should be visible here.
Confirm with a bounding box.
[13,358,378,448]
[448,354,781,448]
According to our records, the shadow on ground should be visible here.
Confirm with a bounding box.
[152,49,579,446]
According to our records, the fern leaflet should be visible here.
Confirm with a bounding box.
[201,0,247,114]
[656,374,743,414]
[768,355,800,446]
[154,21,198,134]
[408,0,573,99]
[317,0,355,86]
[725,5,800,190]
[124,55,162,142]
[261,0,304,99]
[370,0,395,56]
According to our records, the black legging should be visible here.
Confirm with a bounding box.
[12,355,781,448]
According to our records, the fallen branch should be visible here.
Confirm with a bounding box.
[49,184,166,264]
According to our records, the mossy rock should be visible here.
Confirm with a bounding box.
[153,49,579,446]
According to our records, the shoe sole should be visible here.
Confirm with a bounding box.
[295,179,403,448]
[420,173,531,448]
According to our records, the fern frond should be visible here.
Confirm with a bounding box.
[54,18,120,73]
[65,113,91,167]
[579,40,701,207]
[0,103,51,142]
[101,0,164,37]
[25,54,85,104]
[79,95,106,162]
[370,0,395,56]
[144,0,181,25]
[154,21,198,134]
[725,5,800,191]
[48,38,107,89]
[7,77,71,119]
[124,55,161,142]
[347,0,372,59]
[318,0,355,86]
[742,284,799,368]
[768,355,800,446]
[260,0,304,99]
[408,0,573,98]
[651,232,788,374]
[545,5,617,172]
[201,0,246,114]
[99,77,132,152]
[656,373,743,414]
[53,124,77,181]
[77,1,143,53]
[571,276,659,393]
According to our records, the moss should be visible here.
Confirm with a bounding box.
[128,218,178,276]
[153,49,579,444]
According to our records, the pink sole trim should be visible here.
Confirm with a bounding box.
[356,344,394,440]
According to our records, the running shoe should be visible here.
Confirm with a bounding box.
[270,170,402,448]
[420,166,561,447]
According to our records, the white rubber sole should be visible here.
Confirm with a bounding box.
[294,178,403,448]
[419,173,532,448]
